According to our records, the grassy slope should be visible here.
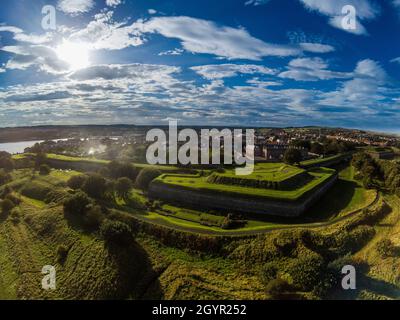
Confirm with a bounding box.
[306,166,376,221]
[351,194,400,299]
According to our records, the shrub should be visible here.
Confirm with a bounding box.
[9,207,21,224]
[100,219,133,246]
[0,169,11,186]
[20,182,52,201]
[135,168,161,191]
[63,191,92,215]
[39,164,51,175]
[283,148,302,165]
[1,199,15,213]
[115,177,133,201]
[286,253,325,291]
[67,174,87,190]
[108,161,138,180]
[82,173,107,199]
[57,245,68,264]
[83,205,104,229]
[376,239,397,258]
[0,185,12,198]
[4,193,21,206]
[260,263,278,285]
[265,278,292,298]
[0,157,14,172]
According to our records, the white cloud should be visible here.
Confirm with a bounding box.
[244,0,270,6]
[298,0,379,35]
[138,16,300,60]
[391,57,400,64]
[0,25,52,44]
[1,45,69,74]
[148,9,157,15]
[320,59,389,108]
[299,42,335,53]
[191,64,276,80]
[69,11,144,50]
[158,48,184,56]
[279,57,352,81]
[57,0,95,16]
[69,63,180,80]
[106,0,121,7]
[0,26,23,33]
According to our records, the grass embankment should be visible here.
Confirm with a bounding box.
[142,165,375,234]
[300,153,348,167]
[155,167,335,202]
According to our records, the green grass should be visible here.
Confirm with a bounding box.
[306,165,376,220]
[155,167,335,202]
[300,154,345,166]
[215,163,304,182]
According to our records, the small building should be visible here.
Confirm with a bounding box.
[261,144,307,161]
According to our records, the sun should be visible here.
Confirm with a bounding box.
[55,40,90,71]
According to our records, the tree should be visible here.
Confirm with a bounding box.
[115,177,133,201]
[0,152,14,172]
[83,205,104,229]
[135,168,162,191]
[63,191,92,215]
[265,278,292,298]
[310,143,324,155]
[283,148,303,165]
[0,169,11,186]
[100,220,133,246]
[82,173,107,199]
[35,152,48,169]
[67,174,87,190]
[107,161,138,180]
[39,164,51,175]
[1,199,15,213]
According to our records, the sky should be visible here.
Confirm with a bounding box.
[0,0,399,132]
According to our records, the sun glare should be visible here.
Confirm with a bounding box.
[56,40,90,71]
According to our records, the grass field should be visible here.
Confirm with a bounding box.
[155,167,335,201]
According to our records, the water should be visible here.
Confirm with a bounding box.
[0,140,44,154]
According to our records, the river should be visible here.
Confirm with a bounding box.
[0,140,44,154]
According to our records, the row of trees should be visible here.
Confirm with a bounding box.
[351,152,380,189]
[290,139,357,156]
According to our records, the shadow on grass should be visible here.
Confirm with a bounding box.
[304,179,358,222]
[334,273,400,300]
[104,241,164,300]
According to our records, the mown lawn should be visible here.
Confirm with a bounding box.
[156,167,335,201]
[216,163,304,182]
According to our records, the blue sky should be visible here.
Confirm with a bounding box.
[0,0,399,132]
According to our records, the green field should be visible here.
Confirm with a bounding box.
[155,167,335,201]
[213,163,304,182]
[13,153,180,172]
